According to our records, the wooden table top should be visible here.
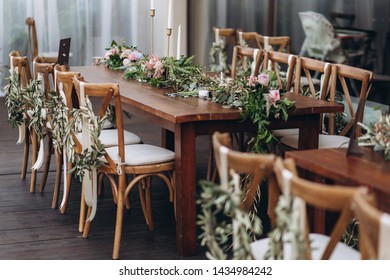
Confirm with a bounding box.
[71,65,343,124]
[285,147,390,194]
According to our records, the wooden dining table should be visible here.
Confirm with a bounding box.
[71,65,343,256]
[285,147,390,233]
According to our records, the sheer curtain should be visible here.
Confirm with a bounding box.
[0,0,187,71]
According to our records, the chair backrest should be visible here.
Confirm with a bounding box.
[213,27,237,69]
[26,17,38,60]
[230,46,264,79]
[255,34,291,53]
[33,57,55,101]
[293,56,334,98]
[9,51,32,89]
[327,63,373,136]
[352,190,390,260]
[212,131,276,213]
[54,64,82,110]
[237,31,258,48]
[263,50,297,91]
[72,75,124,174]
[272,157,367,259]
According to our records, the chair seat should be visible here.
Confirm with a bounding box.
[105,144,175,166]
[272,128,299,138]
[250,233,360,260]
[280,134,350,149]
[76,129,142,147]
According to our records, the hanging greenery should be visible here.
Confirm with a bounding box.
[4,69,25,128]
[197,179,262,260]
[46,90,69,154]
[24,79,45,141]
[65,97,107,182]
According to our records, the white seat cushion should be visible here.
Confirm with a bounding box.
[272,128,299,138]
[105,144,175,166]
[250,233,360,260]
[280,134,350,149]
[76,129,142,147]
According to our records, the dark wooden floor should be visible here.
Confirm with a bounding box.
[0,96,210,260]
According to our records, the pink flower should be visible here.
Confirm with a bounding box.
[268,89,280,105]
[247,75,257,87]
[258,73,270,86]
[122,58,130,66]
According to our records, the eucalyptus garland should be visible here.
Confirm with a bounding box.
[66,97,107,182]
[209,40,229,74]
[264,193,307,260]
[197,179,262,260]
[4,69,25,128]
[24,79,45,141]
[45,90,69,154]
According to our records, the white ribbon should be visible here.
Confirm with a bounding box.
[379,213,390,260]
[59,145,68,210]
[31,138,44,170]
[251,48,260,76]
[219,146,229,191]
[16,123,25,145]
[80,81,98,222]
[116,154,124,175]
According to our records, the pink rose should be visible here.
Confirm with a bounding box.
[268,89,280,105]
[247,75,257,87]
[258,73,270,86]
[122,58,130,66]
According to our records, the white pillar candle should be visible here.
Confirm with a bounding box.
[167,0,173,29]
[176,24,181,59]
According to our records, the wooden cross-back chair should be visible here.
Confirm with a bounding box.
[25,17,57,63]
[272,56,334,140]
[352,191,390,260]
[72,75,176,259]
[231,46,264,79]
[213,27,237,73]
[255,34,291,53]
[250,157,365,260]
[237,31,259,48]
[212,132,276,215]
[50,64,83,211]
[54,66,143,214]
[32,57,55,183]
[8,51,38,192]
[280,63,373,150]
[263,50,297,92]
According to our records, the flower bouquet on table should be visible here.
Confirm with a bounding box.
[123,55,212,96]
[239,71,295,153]
[358,114,390,160]
[97,40,144,70]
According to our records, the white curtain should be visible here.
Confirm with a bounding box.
[0,0,187,69]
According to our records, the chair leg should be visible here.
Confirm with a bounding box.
[21,127,30,180]
[112,180,126,260]
[138,178,154,230]
[82,207,92,238]
[79,185,86,233]
[29,131,38,193]
[39,135,53,193]
[51,151,62,209]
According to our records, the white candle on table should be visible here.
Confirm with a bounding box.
[150,0,154,9]
[215,28,220,43]
[167,0,173,29]
[176,24,181,59]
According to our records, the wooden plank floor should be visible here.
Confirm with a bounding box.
[0,96,209,260]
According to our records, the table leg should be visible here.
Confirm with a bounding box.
[175,123,197,256]
[298,115,320,150]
